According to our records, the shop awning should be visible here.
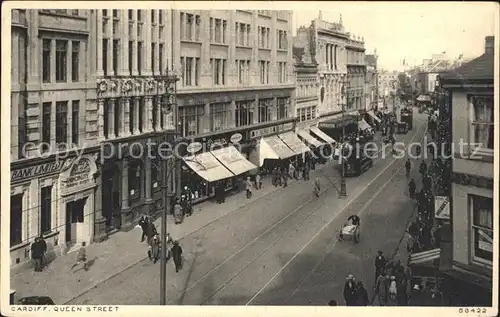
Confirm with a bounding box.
[296,129,323,147]
[409,248,441,266]
[358,119,373,131]
[210,145,257,176]
[278,132,311,155]
[368,110,381,123]
[259,135,296,166]
[309,126,336,144]
[182,152,234,182]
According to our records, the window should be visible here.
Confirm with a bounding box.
[258,99,273,123]
[151,43,156,73]
[211,58,226,85]
[266,28,270,48]
[259,27,266,48]
[237,60,244,84]
[210,18,214,42]
[246,25,251,46]
[195,15,201,41]
[222,20,227,43]
[128,160,142,202]
[471,195,493,263]
[55,101,68,145]
[159,10,163,24]
[266,61,270,83]
[235,100,254,127]
[40,186,52,234]
[276,97,289,119]
[210,102,230,132]
[180,105,204,137]
[259,60,266,84]
[299,108,306,122]
[278,62,287,83]
[159,43,164,73]
[239,23,245,46]
[112,39,119,75]
[306,107,312,120]
[215,19,222,43]
[152,97,159,129]
[137,9,142,22]
[186,13,193,40]
[11,194,22,246]
[137,41,143,75]
[138,98,144,132]
[102,39,108,76]
[195,58,200,86]
[129,98,135,133]
[71,41,79,81]
[278,30,287,50]
[180,13,185,39]
[128,41,133,75]
[42,102,51,151]
[471,96,494,150]
[42,39,51,82]
[72,100,79,145]
[181,57,185,85]
[71,9,79,16]
[185,57,193,86]
[151,154,161,190]
[55,40,67,82]
[151,10,155,23]
[128,9,133,20]
[311,106,317,119]
[112,9,118,18]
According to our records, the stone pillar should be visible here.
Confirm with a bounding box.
[122,97,131,137]
[229,100,236,128]
[93,164,108,242]
[118,10,129,76]
[106,18,114,76]
[97,99,105,141]
[144,10,152,76]
[204,102,211,133]
[145,96,153,132]
[133,97,140,135]
[141,97,148,133]
[131,10,138,76]
[253,96,259,124]
[108,98,116,138]
[154,96,161,131]
[120,158,133,231]
[96,10,104,77]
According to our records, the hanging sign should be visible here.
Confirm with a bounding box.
[186,142,203,154]
[434,196,450,220]
[230,133,243,144]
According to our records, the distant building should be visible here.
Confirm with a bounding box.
[364,54,377,111]
[438,35,494,305]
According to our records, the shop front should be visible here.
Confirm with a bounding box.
[58,155,98,253]
[318,114,358,142]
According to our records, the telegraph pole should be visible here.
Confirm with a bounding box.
[339,74,348,198]
[157,68,179,305]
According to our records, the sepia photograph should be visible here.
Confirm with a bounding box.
[1,1,498,316]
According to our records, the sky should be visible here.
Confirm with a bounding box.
[291,2,497,71]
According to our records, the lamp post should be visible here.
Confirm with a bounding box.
[154,67,179,306]
[339,74,348,198]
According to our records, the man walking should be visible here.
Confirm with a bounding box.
[170,241,183,273]
[374,250,387,281]
[343,274,358,306]
[30,237,43,272]
[139,215,149,242]
[313,177,321,197]
[39,235,47,270]
[245,177,253,199]
[71,242,88,271]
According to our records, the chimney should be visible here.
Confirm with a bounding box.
[485,36,494,55]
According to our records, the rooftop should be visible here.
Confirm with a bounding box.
[365,54,377,67]
[440,53,494,82]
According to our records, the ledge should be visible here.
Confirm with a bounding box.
[210,42,229,48]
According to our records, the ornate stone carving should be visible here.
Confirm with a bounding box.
[145,78,155,92]
[97,79,108,93]
[308,24,317,64]
[135,79,143,92]
[109,80,118,91]
[121,79,133,93]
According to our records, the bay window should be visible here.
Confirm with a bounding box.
[470,195,493,264]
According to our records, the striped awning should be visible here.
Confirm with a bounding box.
[296,129,324,147]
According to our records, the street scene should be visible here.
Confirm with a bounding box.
[4,2,495,310]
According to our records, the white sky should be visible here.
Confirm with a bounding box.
[291,2,497,71]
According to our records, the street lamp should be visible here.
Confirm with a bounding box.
[339,74,349,198]
[153,67,179,306]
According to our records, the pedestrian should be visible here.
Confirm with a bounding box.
[408,178,416,199]
[245,177,253,199]
[419,160,427,175]
[405,159,411,178]
[313,177,320,197]
[328,299,337,306]
[170,240,183,273]
[387,276,398,306]
[374,250,387,281]
[174,199,183,224]
[255,173,261,190]
[374,270,388,306]
[39,235,47,270]
[343,274,358,306]
[148,234,160,263]
[282,167,288,188]
[272,167,279,187]
[356,281,369,306]
[289,162,295,180]
[139,215,149,242]
[71,242,88,271]
[30,237,43,272]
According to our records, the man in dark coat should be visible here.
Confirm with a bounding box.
[375,250,387,281]
[343,274,358,306]
[356,281,369,306]
[31,238,43,272]
[139,215,149,242]
[281,167,288,188]
[39,235,47,270]
[170,241,183,272]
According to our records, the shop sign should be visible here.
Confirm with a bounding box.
[230,133,243,144]
[434,196,450,220]
[250,122,294,139]
[60,156,96,195]
[11,159,71,183]
[187,142,203,154]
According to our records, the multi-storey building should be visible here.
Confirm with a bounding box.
[9,8,176,269]
[363,53,381,127]
[436,36,494,305]
[292,44,319,128]
[345,35,366,112]
[172,10,297,201]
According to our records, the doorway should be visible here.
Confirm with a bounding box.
[65,198,86,244]
[102,165,121,231]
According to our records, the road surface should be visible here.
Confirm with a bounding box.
[67,112,427,306]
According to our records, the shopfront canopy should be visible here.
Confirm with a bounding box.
[258,135,295,166]
[358,119,373,131]
[182,152,234,182]
[296,129,323,147]
[417,95,432,102]
[309,126,336,144]
[278,132,311,155]
[368,110,381,123]
[210,145,257,176]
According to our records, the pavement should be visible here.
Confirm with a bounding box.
[11,110,429,306]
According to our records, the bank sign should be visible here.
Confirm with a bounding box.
[11,160,69,183]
